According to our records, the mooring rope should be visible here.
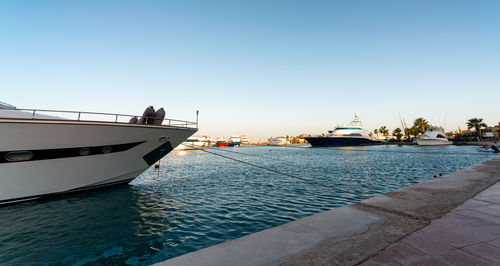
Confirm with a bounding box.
[274,145,495,156]
[184,144,368,198]
[203,145,296,163]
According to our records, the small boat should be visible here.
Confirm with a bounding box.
[476,145,500,153]
[268,137,288,146]
[416,126,451,146]
[227,136,241,147]
[305,113,379,147]
[216,137,227,147]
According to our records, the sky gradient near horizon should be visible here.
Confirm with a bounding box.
[1,0,499,140]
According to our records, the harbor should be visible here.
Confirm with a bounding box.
[1,144,498,264]
[2,1,500,265]
[159,155,500,265]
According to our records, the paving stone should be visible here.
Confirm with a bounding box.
[436,250,494,266]
[360,253,402,266]
[487,238,500,248]
[407,256,448,266]
[401,231,454,254]
[454,209,500,225]
[473,205,500,217]
[453,199,492,211]
[381,242,426,263]
[464,243,500,263]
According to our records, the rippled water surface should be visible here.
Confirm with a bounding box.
[0,145,497,265]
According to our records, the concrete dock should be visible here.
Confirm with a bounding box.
[158,156,500,266]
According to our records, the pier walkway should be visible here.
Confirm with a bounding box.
[361,181,500,265]
[158,156,500,266]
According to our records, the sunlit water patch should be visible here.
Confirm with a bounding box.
[0,145,496,265]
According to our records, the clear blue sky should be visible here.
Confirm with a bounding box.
[1,0,499,140]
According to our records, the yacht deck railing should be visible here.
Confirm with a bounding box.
[0,108,198,129]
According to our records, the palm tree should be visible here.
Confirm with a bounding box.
[413,118,430,134]
[379,126,389,138]
[466,118,487,141]
[410,126,420,139]
[404,127,411,141]
[393,128,403,141]
[374,129,379,139]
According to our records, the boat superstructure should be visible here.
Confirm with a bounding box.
[240,135,250,145]
[228,136,241,147]
[0,104,197,205]
[416,126,451,146]
[305,113,379,147]
[268,137,288,146]
[174,136,212,150]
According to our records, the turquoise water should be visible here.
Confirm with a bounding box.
[0,145,497,265]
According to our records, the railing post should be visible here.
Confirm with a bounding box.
[115,114,118,122]
[196,110,199,128]
[77,112,81,121]
[32,110,36,118]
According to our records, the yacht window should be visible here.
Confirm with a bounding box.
[436,134,446,139]
[102,146,112,154]
[5,151,33,162]
[79,147,90,156]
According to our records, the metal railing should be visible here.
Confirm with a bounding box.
[1,108,198,129]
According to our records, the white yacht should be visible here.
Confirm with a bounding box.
[240,135,250,145]
[227,136,241,147]
[305,113,379,147]
[416,126,451,146]
[268,137,288,146]
[174,136,212,150]
[0,102,197,205]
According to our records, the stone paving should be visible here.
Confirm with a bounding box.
[361,182,500,266]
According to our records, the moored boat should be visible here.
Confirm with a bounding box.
[416,126,451,146]
[305,113,379,147]
[0,103,197,205]
[240,135,250,145]
[216,137,227,147]
[174,135,211,150]
[268,137,288,146]
[227,136,241,147]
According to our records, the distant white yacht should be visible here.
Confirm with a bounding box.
[416,126,451,146]
[240,135,250,145]
[228,136,241,147]
[174,136,211,150]
[268,137,288,146]
[305,113,379,147]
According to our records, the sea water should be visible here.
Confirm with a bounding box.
[0,145,496,265]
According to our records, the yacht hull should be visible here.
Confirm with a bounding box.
[0,120,196,204]
[416,139,452,146]
[305,137,379,147]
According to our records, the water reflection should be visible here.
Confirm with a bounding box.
[0,145,496,265]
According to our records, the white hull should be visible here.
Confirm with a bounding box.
[416,139,452,146]
[0,119,196,204]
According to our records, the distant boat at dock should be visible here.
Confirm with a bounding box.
[305,113,379,147]
[240,135,250,145]
[416,126,452,146]
[227,136,241,147]
[268,137,288,146]
[174,136,211,150]
[216,137,227,147]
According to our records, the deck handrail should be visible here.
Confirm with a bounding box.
[1,108,198,129]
